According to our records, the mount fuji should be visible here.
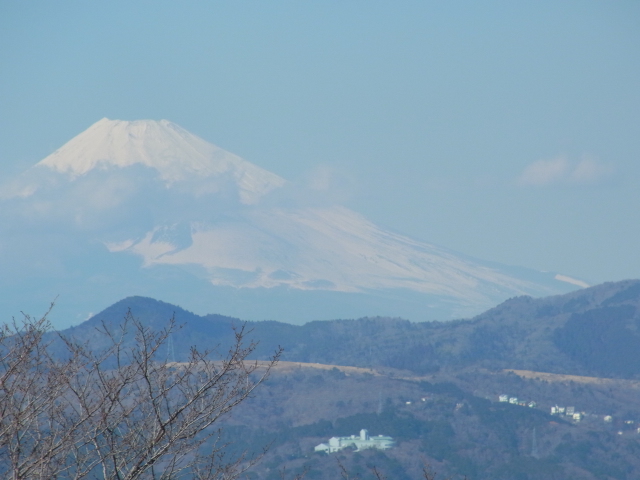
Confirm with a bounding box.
[0,118,585,326]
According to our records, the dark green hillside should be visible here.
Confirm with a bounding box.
[553,305,640,377]
[66,279,640,379]
[62,296,241,360]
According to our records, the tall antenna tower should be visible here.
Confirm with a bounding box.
[167,334,176,363]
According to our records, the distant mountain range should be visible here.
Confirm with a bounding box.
[1,118,587,325]
[63,279,640,380]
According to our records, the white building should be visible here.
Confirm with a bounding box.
[499,395,509,402]
[314,429,395,453]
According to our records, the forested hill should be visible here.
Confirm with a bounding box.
[62,279,640,379]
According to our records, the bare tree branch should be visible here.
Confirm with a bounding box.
[0,306,280,480]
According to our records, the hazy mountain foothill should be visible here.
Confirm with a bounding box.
[43,279,640,480]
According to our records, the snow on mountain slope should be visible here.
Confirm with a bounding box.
[113,205,566,311]
[36,118,285,204]
[1,118,584,323]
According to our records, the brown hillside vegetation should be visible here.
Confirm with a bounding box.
[506,369,640,389]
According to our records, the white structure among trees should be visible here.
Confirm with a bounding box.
[314,429,395,453]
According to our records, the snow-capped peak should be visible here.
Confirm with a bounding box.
[36,118,285,204]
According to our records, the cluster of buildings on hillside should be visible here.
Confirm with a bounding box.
[498,394,638,430]
[550,406,636,429]
[499,394,586,421]
[314,429,395,454]
[498,394,537,409]
[550,405,583,421]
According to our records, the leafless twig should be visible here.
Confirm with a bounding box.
[0,306,280,480]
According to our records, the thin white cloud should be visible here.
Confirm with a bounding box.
[518,157,569,186]
[308,165,334,192]
[569,158,614,184]
[517,155,613,187]
[262,164,358,209]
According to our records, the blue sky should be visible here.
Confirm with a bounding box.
[1,0,639,284]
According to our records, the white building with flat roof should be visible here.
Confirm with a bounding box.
[314,429,395,453]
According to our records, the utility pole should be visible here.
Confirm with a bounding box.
[531,427,539,458]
